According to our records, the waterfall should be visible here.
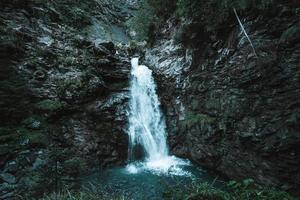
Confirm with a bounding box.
[128,58,168,161]
[126,58,190,176]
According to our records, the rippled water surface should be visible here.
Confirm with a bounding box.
[82,162,224,200]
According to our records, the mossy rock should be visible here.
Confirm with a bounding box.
[18,170,45,197]
[280,22,300,42]
[63,157,87,176]
[0,128,22,145]
[191,99,201,110]
[17,127,48,147]
[34,99,64,112]
[0,127,13,138]
[21,116,43,129]
[183,112,216,129]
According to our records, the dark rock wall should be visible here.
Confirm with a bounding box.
[1,0,299,198]
[146,2,300,194]
[0,0,135,198]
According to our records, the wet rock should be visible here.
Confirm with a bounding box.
[93,44,112,56]
[32,158,46,170]
[33,69,47,81]
[280,22,300,43]
[98,41,116,53]
[0,192,14,200]
[0,173,16,184]
[73,35,93,48]
[4,161,18,174]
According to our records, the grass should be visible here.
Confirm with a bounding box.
[33,179,297,200]
[39,192,126,200]
[163,179,297,200]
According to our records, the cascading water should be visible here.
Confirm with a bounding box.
[128,57,168,161]
[126,58,190,176]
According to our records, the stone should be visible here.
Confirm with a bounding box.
[99,41,115,53]
[33,70,47,81]
[0,192,14,200]
[4,161,18,174]
[280,22,300,43]
[0,173,16,184]
[32,158,46,170]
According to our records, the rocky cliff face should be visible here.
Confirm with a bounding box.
[1,0,299,198]
[146,2,300,195]
[0,0,136,198]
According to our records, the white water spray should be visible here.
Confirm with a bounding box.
[126,58,190,176]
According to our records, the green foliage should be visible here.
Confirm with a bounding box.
[39,192,126,200]
[36,182,127,200]
[132,0,277,42]
[280,22,300,43]
[164,179,296,200]
[126,0,177,42]
[35,99,63,112]
[176,0,276,18]
[63,157,87,176]
[0,128,20,144]
[17,127,48,147]
[183,112,215,129]
[126,1,158,41]
[225,178,295,200]
[65,7,92,28]
[174,0,276,34]
[19,171,44,191]
[22,116,42,129]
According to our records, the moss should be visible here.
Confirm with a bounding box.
[191,99,200,110]
[20,171,44,189]
[183,112,216,129]
[125,0,160,41]
[0,128,23,154]
[205,98,221,110]
[0,127,21,144]
[280,22,300,42]
[35,99,63,112]
[60,78,84,89]
[21,116,43,129]
[63,157,87,176]
[17,127,48,147]
[54,1,92,29]
[0,127,11,135]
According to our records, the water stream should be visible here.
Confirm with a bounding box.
[126,57,190,176]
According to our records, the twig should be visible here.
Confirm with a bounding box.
[233,8,258,58]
